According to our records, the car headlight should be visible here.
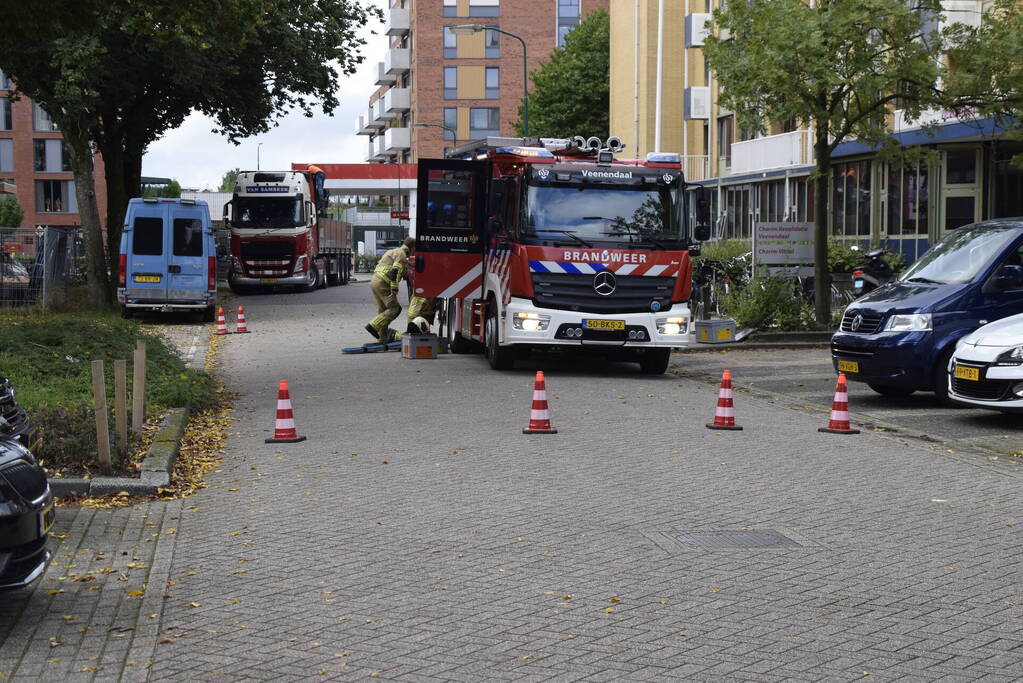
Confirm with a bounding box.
[512,312,550,331]
[994,346,1023,366]
[885,313,932,332]
[656,316,689,335]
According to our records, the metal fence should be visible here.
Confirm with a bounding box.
[0,226,85,309]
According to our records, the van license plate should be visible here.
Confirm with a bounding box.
[838,360,859,373]
[582,319,625,331]
[134,274,161,283]
[261,278,278,284]
[954,365,980,381]
[39,503,54,535]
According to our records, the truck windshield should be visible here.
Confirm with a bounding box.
[900,224,1020,285]
[521,184,682,246]
[234,196,303,229]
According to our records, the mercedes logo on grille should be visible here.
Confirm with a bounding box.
[850,313,863,331]
[593,270,617,296]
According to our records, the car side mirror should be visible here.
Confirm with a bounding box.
[995,264,1023,290]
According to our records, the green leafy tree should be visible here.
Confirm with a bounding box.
[703,0,944,325]
[218,168,241,193]
[0,195,23,228]
[0,0,379,305]
[511,8,609,138]
[141,179,182,198]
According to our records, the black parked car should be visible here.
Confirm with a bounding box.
[0,438,52,588]
[0,376,35,449]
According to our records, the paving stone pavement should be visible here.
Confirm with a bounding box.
[3,282,1023,681]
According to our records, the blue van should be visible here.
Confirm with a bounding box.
[831,219,1023,402]
[117,198,217,321]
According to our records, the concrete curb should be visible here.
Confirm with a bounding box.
[50,332,207,498]
[680,329,832,353]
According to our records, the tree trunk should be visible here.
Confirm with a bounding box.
[100,140,127,300]
[813,133,832,328]
[65,129,111,307]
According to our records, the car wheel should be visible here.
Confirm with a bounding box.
[867,382,915,397]
[933,346,957,407]
[446,299,474,354]
[639,348,672,374]
[484,301,515,370]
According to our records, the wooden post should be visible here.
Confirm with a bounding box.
[114,359,127,457]
[91,360,111,473]
[132,340,146,435]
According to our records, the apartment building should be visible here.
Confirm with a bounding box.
[609,0,1023,265]
[0,68,107,240]
[356,0,609,165]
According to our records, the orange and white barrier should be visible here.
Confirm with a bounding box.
[706,369,743,430]
[523,370,558,434]
[215,306,229,335]
[265,379,307,443]
[235,305,250,333]
[819,373,860,434]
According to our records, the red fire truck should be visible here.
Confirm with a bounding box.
[223,166,352,293]
[413,136,710,373]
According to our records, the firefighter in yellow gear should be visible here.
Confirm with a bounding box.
[366,237,415,343]
[405,295,437,333]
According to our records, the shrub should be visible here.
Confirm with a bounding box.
[827,240,861,273]
[724,276,817,331]
[355,253,380,272]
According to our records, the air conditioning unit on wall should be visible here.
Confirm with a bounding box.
[685,13,711,47]
[685,87,711,120]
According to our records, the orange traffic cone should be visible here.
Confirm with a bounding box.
[523,371,558,434]
[819,373,860,434]
[265,380,307,443]
[706,369,743,430]
[235,305,250,333]
[215,306,229,335]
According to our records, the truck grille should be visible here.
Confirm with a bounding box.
[1,461,48,502]
[239,241,295,260]
[951,376,1010,401]
[840,309,886,334]
[531,274,674,314]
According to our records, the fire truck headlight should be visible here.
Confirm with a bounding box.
[232,257,243,274]
[656,316,688,335]
[513,312,550,331]
[293,255,307,274]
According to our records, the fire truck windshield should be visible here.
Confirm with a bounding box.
[521,184,682,247]
[233,196,304,229]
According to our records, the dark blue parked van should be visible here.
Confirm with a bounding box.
[831,219,1023,402]
[117,198,217,321]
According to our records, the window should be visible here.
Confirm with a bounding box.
[469,0,499,17]
[717,115,733,167]
[132,217,164,256]
[442,0,456,16]
[469,107,500,137]
[35,179,77,213]
[444,67,458,99]
[0,140,12,173]
[831,160,872,237]
[557,0,580,47]
[485,67,499,99]
[33,139,71,173]
[0,98,10,131]
[485,28,500,57]
[887,161,928,236]
[173,218,204,257]
[443,26,457,58]
[32,103,59,132]
[0,69,8,90]
[443,107,457,140]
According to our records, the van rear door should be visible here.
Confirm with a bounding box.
[167,207,209,299]
[126,205,168,301]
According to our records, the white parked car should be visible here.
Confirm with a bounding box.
[948,312,1023,412]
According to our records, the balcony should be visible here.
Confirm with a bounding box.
[384,48,410,75]
[355,115,374,136]
[365,138,376,163]
[730,130,813,175]
[384,127,411,153]
[372,98,390,125]
[365,104,384,129]
[375,61,395,86]
[383,87,410,114]
[682,155,710,182]
[385,8,409,36]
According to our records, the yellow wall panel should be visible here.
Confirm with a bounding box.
[457,66,485,99]
[457,107,470,139]
[456,31,485,58]
[456,0,469,17]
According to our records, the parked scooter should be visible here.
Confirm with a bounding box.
[852,248,896,294]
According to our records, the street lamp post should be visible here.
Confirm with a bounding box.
[451,24,528,137]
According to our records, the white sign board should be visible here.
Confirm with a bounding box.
[754,222,814,267]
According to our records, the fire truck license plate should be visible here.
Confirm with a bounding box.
[134,274,161,283]
[261,278,278,284]
[838,360,859,373]
[583,319,625,331]
[954,365,980,381]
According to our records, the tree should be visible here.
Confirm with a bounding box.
[511,8,609,138]
[0,195,23,228]
[0,0,379,305]
[704,0,944,325]
[218,168,241,193]
[141,180,182,198]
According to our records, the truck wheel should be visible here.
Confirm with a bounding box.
[326,257,340,286]
[484,300,515,370]
[446,299,474,354]
[639,348,672,374]
[317,260,328,289]
[301,263,319,292]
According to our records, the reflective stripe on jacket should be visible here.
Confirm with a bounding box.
[373,245,410,290]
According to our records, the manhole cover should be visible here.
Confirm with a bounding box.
[664,529,801,550]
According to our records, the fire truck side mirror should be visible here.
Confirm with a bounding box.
[692,186,711,242]
[415,254,424,273]
[223,201,233,225]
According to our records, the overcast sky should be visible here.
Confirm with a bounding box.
[141,0,388,191]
